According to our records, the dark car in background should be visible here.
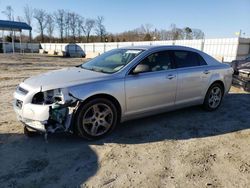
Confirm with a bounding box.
[231,55,250,92]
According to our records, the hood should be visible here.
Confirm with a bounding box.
[23,67,111,91]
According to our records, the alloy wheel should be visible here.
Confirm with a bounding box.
[208,86,222,109]
[82,103,114,136]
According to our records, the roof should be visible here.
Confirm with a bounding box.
[121,45,200,52]
[0,20,32,31]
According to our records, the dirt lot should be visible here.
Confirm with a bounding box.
[0,54,249,188]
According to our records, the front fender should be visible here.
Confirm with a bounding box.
[68,79,126,115]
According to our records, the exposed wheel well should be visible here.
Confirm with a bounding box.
[77,94,122,122]
[210,80,225,95]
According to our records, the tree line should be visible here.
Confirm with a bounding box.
[2,5,205,43]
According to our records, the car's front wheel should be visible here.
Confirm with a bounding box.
[203,83,224,111]
[75,98,118,140]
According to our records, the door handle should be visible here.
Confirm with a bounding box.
[203,70,210,74]
[167,74,176,80]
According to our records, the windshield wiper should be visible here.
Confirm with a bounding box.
[75,64,82,68]
[82,66,107,73]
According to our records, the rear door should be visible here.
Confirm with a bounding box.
[172,50,209,105]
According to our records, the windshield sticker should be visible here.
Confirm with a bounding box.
[125,50,141,54]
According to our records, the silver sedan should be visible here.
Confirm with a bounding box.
[13,46,233,139]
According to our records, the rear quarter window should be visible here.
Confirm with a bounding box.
[196,53,207,66]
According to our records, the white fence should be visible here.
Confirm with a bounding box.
[1,38,249,62]
[41,38,250,62]
[0,42,40,53]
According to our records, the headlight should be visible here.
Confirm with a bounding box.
[32,89,63,104]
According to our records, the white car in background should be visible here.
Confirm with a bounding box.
[13,46,233,140]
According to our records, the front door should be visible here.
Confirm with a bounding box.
[125,50,177,115]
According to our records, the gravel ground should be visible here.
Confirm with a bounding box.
[0,54,249,188]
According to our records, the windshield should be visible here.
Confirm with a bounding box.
[81,49,143,73]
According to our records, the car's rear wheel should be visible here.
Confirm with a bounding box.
[75,98,118,140]
[203,83,223,111]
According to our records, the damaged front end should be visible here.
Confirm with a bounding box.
[14,86,80,137]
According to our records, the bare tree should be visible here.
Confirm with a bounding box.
[2,6,15,40]
[84,18,95,43]
[143,33,152,41]
[46,14,54,42]
[192,29,205,39]
[169,24,184,40]
[69,12,78,42]
[54,9,65,42]
[64,11,71,40]
[95,16,106,42]
[24,5,33,25]
[2,5,14,21]
[135,24,154,41]
[76,16,84,42]
[140,24,153,34]
[23,5,33,41]
[34,9,47,42]
[16,16,24,22]
[184,27,192,39]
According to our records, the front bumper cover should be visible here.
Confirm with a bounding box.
[13,95,77,133]
[21,120,46,132]
[14,102,48,132]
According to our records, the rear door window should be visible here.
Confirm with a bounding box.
[173,51,207,68]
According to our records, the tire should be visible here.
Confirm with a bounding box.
[75,98,118,140]
[203,83,224,111]
[23,126,39,137]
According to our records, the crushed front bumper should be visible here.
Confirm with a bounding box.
[13,100,50,132]
[21,120,46,132]
[14,98,77,134]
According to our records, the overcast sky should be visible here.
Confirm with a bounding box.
[0,0,249,38]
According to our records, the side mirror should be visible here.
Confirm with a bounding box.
[132,64,150,74]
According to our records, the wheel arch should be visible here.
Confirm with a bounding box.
[203,80,225,111]
[209,80,225,95]
[206,71,226,96]
[75,93,122,122]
